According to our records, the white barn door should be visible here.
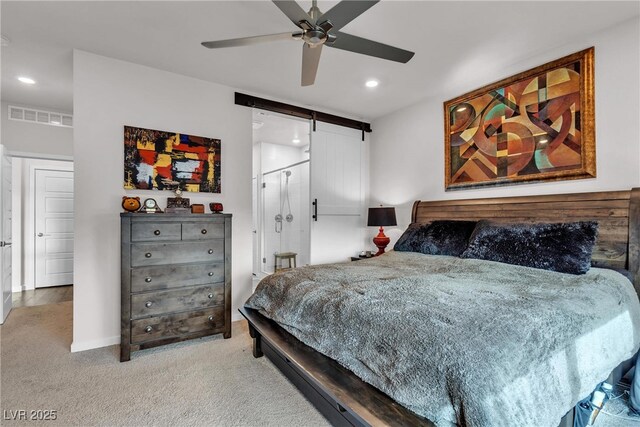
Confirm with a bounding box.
[35,169,74,287]
[310,122,364,265]
[0,146,12,323]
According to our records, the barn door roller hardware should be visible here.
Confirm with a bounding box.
[235,92,371,141]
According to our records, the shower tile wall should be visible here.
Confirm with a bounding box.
[262,171,281,273]
[260,142,310,274]
[262,162,309,273]
[280,162,309,267]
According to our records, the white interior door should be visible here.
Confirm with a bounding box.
[310,122,363,265]
[35,169,74,288]
[1,146,12,323]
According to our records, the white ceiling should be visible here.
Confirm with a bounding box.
[1,1,638,119]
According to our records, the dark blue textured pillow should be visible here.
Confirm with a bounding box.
[461,220,599,274]
[393,223,430,253]
[394,220,477,256]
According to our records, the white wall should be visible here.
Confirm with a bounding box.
[1,102,73,158]
[370,19,640,244]
[72,50,253,352]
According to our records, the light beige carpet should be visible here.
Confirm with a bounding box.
[0,301,329,426]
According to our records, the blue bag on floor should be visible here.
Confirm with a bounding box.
[631,353,640,414]
[573,396,594,427]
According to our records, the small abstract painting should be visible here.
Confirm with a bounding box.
[124,126,221,193]
[444,48,595,190]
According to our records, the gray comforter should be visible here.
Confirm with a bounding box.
[245,251,640,427]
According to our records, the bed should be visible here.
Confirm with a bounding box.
[241,188,640,427]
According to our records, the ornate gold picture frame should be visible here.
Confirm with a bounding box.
[444,47,595,190]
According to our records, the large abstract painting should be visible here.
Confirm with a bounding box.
[444,48,595,190]
[124,126,221,193]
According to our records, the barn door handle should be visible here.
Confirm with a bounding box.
[312,199,318,221]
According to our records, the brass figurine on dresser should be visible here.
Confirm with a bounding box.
[120,213,232,362]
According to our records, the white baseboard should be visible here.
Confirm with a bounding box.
[231,311,243,322]
[71,335,120,353]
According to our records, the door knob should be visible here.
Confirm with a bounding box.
[37,232,44,237]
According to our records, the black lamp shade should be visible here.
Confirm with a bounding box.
[367,207,397,227]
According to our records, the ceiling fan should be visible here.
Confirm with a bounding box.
[201,0,415,86]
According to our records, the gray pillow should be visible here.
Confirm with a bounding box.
[394,220,477,256]
[461,220,599,274]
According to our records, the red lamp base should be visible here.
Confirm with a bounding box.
[372,226,391,256]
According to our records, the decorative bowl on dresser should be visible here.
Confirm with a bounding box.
[120,213,232,362]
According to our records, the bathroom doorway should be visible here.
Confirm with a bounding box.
[252,111,310,277]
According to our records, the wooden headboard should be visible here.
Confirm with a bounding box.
[411,188,640,294]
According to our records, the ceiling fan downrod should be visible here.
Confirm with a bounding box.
[308,0,321,21]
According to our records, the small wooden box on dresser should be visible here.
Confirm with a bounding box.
[120,213,232,362]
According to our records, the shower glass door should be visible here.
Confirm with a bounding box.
[261,161,309,274]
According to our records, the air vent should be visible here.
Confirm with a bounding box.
[9,108,23,120]
[8,105,73,128]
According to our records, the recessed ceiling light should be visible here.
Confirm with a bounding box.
[292,138,301,144]
[365,80,379,88]
[18,76,36,85]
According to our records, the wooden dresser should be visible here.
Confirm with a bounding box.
[120,213,232,362]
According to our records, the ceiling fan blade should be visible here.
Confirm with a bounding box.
[318,1,379,31]
[201,32,296,49]
[272,1,313,27]
[327,32,414,63]
[301,44,323,86]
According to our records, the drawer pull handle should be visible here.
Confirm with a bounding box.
[208,315,214,322]
[145,326,153,333]
[145,301,153,308]
[208,249,213,254]
[208,272,214,277]
[145,252,152,258]
[208,293,213,299]
[201,229,207,235]
[145,277,152,283]
[154,230,161,236]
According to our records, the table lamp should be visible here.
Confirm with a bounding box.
[367,206,397,256]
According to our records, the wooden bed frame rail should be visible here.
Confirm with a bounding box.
[240,307,432,427]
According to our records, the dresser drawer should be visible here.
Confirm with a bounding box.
[130,283,224,319]
[131,222,182,242]
[182,222,225,240]
[130,307,225,344]
[131,240,224,267]
[131,264,224,292]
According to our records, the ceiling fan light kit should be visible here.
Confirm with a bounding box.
[201,0,415,87]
